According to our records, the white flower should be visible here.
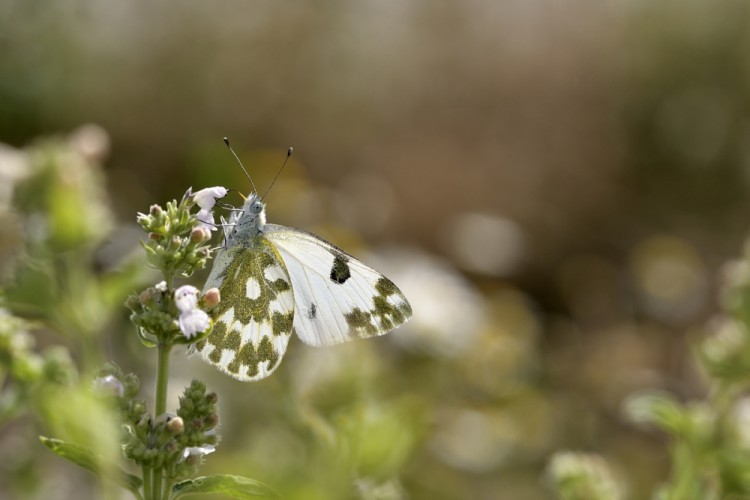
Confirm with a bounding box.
[174,285,200,313]
[174,285,210,338]
[181,445,216,461]
[193,186,227,210]
[196,208,217,231]
[193,187,227,232]
[154,281,168,292]
[179,309,210,338]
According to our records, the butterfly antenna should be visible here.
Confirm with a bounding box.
[261,147,294,201]
[223,137,258,194]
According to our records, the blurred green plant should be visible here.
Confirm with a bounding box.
[549,236,750,499]
[39,187,282,499]
[3,125,147,362]
[0,129,280,499]
[546,451,623,500]
[0,309,76,425]
[0,127,152,498]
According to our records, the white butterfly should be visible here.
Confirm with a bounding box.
[194,188,412,381]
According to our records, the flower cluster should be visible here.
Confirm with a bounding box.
[126,281,218,345]
[117,376,219,478]
[136,188,221,282]
[127,187,227,345]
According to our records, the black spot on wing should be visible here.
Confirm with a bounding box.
[330,254,351,284]
[306,302,317,320]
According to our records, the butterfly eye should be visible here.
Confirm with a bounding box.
[251,201,263,214]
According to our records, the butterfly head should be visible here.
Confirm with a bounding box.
[232,192,266,238]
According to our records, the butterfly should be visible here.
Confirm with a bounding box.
[193,167,412,382]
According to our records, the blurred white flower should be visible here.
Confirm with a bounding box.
[429,408,514,473]
[180,445,215,461]
[444,212,525,277]
[546,451,623,500]
[68,124,110,164]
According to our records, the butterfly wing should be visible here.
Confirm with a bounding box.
[263,224,412,346]
[196,236,295,381]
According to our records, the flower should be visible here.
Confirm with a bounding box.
[175,285,199,313]
[179,310,210,339]
[193,187,226,232]
[174,285,210,338]
[193,186,227,210]
[180,445,216,462]
[196,208,216,231]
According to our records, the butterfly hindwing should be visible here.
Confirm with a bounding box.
[196,236,295,381]
[263,224,412,346]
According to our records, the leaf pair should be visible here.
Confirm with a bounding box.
[40,436,280,499]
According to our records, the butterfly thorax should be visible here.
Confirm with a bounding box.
[227,193,267,246]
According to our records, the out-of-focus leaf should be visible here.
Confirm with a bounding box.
[39,436,142,494]
[623,391,689,437]
[172,474,281,499]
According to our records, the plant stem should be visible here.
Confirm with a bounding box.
[152,342,172,499]
[155,343,171,416]
[143,467,152,500]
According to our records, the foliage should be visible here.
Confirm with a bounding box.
[550,236,750,499]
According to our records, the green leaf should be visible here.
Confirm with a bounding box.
[39,436,142,495]
[136,327,157,348]
[172,475,281,499]
[622,391,688,437]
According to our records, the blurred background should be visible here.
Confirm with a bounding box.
[2,0,750,498]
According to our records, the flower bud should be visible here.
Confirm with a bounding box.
[93,374,125,398]
[139,289,153,306]
[202,289,220,308]
[124,294,140,310]
[190,226,211,243]
[205,413,219,428]
[130,400,146,416]
[166,416,185,435]
[149,204,164,217]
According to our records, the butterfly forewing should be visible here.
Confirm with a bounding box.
[197,236,295,381]
[263,224,412,346]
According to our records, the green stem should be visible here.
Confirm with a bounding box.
[152,342,172,499]
[142,467,152,500]
[155,343,172,416]
[162,479,175,500]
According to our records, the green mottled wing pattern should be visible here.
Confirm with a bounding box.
[195,236,294,381]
